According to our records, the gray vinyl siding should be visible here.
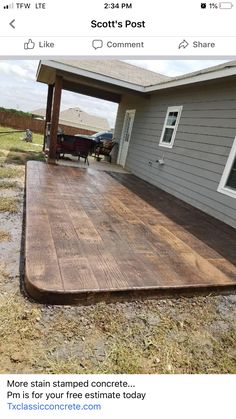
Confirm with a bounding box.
[114,79,236,228]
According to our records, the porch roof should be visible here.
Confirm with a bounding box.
[36,59,168,102]
[37,60,236,99]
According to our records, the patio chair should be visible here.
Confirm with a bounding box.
[74,138,93,165]
[94,140,117,163]
[56,135,93,165]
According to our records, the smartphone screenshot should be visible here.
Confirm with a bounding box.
[0,1,235,418]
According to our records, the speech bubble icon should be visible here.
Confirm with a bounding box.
[92,39,103,50]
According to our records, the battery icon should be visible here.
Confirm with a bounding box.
[219,2,234,8]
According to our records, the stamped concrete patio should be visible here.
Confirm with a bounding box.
[25,161,236,304]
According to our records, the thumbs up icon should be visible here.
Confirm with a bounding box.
[24,39,35,50]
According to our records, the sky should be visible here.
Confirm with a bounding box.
[0,59,228,128]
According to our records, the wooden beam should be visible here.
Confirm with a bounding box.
[48,76,63,163]
[43,84,54,151]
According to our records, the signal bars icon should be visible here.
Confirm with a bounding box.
[3,3,14,9]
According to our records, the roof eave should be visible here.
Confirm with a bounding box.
[144,66,236,93]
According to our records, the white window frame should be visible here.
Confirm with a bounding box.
[159,106,183,148]
[217,136,236,199]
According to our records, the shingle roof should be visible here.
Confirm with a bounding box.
[31,108,45,117]
[31,107,110,131]
[58,59,171,87]
[37,59,236,97]
[59,107,109,131]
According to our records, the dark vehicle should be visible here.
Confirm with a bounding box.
[90,131,113,143]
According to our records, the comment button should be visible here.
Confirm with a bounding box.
[92,40,103,50]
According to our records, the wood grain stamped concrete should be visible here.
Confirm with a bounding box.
[25,161,236,304]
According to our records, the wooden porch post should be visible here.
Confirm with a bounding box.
[48,75,63,163]
[43,84,54,151]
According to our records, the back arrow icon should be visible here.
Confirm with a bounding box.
[9,19,15,29]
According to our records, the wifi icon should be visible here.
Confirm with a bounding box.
[3,3,14,9]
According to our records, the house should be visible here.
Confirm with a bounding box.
[59,107,109,132]
[31,106,110,132]
[31,108,46,120]
[36,60,236,229]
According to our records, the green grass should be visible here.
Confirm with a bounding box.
[0,166,24,179]
[0,197,19,213]
[5,150,45,165]
[0,180,17,189]
[0,126,44,152]
[0,126,45,165]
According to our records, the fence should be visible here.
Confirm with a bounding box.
[0,111,96,136]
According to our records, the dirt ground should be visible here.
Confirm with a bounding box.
[0,135,236,374]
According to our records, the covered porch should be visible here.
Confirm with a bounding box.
[25,161,236,304]
[37,60,149,164]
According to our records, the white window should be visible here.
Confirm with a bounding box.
[159,106,183,148]
[218,137,236,198]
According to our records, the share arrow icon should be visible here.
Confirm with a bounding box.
[178,39,189,49]
[9,19,15,29]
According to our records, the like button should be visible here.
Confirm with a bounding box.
[24,39,35,50]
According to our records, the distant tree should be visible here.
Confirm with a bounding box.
[0,107,33,117]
